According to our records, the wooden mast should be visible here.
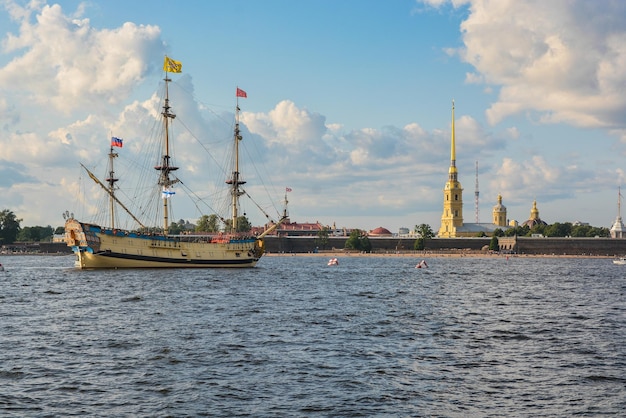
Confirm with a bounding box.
[105,144,119,228]
[155,74,179,235]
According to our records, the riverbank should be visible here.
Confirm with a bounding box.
[265,251,614,259]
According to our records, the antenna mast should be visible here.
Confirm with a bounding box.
[474,160,479,223]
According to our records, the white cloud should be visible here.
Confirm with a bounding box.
[429,0,626,129]
[0,1,163,114]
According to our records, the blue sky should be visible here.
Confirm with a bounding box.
[1,0,626,233]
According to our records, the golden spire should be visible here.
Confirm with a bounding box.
[448,100,457,179]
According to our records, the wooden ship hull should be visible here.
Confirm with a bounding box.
[65,219,264,269]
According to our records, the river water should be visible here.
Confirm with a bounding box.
[1,254,624,417]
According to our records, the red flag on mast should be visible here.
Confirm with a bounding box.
[236,87,247,98]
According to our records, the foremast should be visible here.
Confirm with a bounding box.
[155,72,180,235]
[105,144,119,228]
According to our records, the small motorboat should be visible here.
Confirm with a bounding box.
[613,257,626,265]
[328,257,339,266]
[415,260,428,269]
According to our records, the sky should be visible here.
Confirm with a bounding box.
[1,0,626,233]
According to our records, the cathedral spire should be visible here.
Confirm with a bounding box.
[438,100,463,237]
[448,100,457,181]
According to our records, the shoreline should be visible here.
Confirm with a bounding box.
[265,252,614,259]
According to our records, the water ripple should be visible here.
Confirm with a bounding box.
[0,255,625,416]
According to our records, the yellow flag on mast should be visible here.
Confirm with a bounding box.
[163,56,182,73]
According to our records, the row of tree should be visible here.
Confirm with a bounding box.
[492,222,609,238]
[0,209,66,244]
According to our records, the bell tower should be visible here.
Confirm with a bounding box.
[492,194,507,227]
[438,101,464,237]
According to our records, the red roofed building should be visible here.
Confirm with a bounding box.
[369,227,393,237]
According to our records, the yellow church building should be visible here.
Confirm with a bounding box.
[437,101,509,237]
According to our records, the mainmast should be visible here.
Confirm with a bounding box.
[226,87,248,233]
[156,57,182,235]
[105,144,119,228]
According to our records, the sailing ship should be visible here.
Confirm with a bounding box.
[64,56,285,269]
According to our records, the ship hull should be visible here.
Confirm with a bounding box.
[65,219,263,269]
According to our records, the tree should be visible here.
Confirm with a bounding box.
[543,222,571,237]
[489,235,499,251]
[168,222,183,235]
[0,209,22,245]
[17,225,54,242]
[315,227,330,250]
[493,228,505,237]
[504,225,530,237]
[223,215,252,233]
[413,223,434,251]
[530,223,547,236]
[345,229,371,252]
[196,214,220,232]
[589,227,610,237]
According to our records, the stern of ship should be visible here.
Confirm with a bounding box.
[64,217,101,268]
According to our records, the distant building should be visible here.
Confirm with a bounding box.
[521,200,548,228]
[437,101,510,237]
[492,194,507,227]
[610,187,625,238]
[254,218,349,237]
[369,227,393,237]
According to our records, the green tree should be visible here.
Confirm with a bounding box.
[530,223,547,236]
[0,209,22,245]
[544,222,571,237]
[223,215,252,233]
[493,228,505,237]
[17,225,54,242]
[589,227,609,237]
[196,214,220,232]
[345,229,371,252]
[315,226,330,250]
[569,225,583,237]
[413,223,434,251]
[168,222,183,235]
[504,225,530,237]
[489,235,499,251]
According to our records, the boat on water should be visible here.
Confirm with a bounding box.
[328,257,339,266]
[64,57,285,269]
[613,257,626,265]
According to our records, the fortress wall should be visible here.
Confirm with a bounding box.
[264,236,626,256]
[265,237,491,253]
[513,237,626,256]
